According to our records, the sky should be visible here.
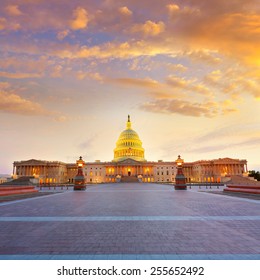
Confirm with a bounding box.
[0,0,260,174]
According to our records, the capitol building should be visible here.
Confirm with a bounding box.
[13,116,248,184]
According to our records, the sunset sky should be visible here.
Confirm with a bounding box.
[0,0,260,174]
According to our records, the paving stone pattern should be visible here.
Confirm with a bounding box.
[0,183,260,259]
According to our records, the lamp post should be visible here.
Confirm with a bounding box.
[174,155,187,190]
[74,156,86,191]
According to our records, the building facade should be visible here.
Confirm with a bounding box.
[13,116,248,184]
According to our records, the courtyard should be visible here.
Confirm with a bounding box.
[0,183,260,260]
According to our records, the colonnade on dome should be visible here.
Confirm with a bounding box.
[114,149,144,160]
[113,115,145,163]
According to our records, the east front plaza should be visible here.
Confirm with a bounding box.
[0,183,259,260]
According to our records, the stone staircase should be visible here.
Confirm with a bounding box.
[224,175,260,195]
[225,175,260,186]
[0,176,38,196]
[224,185,260,195]
[0,185,38,197]
[120,176,139,183]
[0,176,35,186]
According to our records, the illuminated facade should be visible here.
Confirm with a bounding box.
[113,115,145,162]
[13,116,248,184]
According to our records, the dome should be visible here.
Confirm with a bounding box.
[113,115,145,162]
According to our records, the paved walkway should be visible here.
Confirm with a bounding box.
[0,183,260,260]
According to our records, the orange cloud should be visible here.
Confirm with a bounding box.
[166,75,211,95]
[0,82,10,89]
[141,94,238,118]
[70,7,89,30]
[119,6,132,16]
[166,4,180,14]
[112,77,159,88]
[204,70,222,86]
[55,39,178,60]
[131,20,165,36]
[57,29,70,40]
[0,90,49,116]
[184,50,221,65]
[140,98,219,118]
[0,18,6,30]
[0,71,42,79]
[76,71,103,82]
[236,78,260,99]
[166,3,200,17]
[171,9,260,66]
[51,65,63,78]
[5,5,23,16]
[167,63,187,72]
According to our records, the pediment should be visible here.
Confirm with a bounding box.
[22,159,46,165]
[216,157,240,163]
[117,158,144,165]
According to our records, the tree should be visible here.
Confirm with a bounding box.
[248,170,260,181]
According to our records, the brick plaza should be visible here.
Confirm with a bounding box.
[0,183,260,260]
